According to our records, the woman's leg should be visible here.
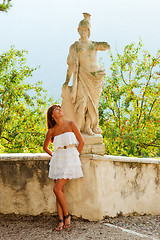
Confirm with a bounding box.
[53,179,71,226]
[54,180,65,220]
[53,180,64,230]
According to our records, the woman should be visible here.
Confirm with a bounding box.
[43,104,84,231]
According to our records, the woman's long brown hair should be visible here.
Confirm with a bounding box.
[47,104,61,142]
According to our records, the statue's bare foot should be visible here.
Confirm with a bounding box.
[83,127,95,136]
[93,127,102,134]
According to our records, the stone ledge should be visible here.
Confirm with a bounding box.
[81,154,160,165]
[103,155,160,165]
[0,153,159,165]
[0,153,51,161]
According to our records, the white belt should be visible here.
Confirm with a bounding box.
[57,144,76,150]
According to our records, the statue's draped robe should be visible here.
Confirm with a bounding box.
[65,41,105,130]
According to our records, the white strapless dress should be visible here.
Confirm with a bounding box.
[48,132,83,180]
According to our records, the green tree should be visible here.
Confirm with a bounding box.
[99,40,160,157]
[0,46,55,153]
[0,0,12,12]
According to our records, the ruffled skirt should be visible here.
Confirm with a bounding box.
[48,147,83,180]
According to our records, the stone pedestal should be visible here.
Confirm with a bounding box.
[81,134,105,156]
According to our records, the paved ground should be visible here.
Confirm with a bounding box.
[0,213,159,240]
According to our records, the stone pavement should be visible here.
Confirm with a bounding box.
[0,214,159,240]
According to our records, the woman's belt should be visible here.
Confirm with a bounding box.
[57,144,76,150]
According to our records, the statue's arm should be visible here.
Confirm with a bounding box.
[63,44,75,86]
[95,41,110,51]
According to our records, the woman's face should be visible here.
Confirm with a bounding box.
[52,105,63,119]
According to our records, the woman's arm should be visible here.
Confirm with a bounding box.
[70,121,84,154]
[43,129,53,156]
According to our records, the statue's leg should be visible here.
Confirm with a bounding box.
[92,125,102,134]
[91,97,102,134]
[92,113,102,134]
[83,112,95,135]
[75,100,86,132]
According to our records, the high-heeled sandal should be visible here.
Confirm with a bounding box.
[55,219,64,231]
[63,213,71,229]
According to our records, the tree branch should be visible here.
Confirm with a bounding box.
[120,63,128,85]
[115,101,120,129]
[148,91,159,117]
[1,136,12,142]
[2,144,20,149]
[110,107,116,117]
[137,64,154,124]
[139,136,160,148]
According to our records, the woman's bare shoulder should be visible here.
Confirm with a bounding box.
[47,127,55,135]
[64,119,71,123]
[63,120,73,127]
[69,121,80,132]
[64,120,77,132]
[69,120,77,127]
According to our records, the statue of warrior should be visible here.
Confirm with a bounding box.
[62,13,110,135]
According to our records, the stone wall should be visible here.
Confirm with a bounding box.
[0,153,159,221]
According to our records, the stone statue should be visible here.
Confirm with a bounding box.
[61,13,110,135]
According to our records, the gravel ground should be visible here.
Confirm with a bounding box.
[0,213,159,240]
[104,215,160,239]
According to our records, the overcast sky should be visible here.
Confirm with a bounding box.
[0,0,160,101]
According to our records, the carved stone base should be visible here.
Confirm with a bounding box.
[81,134,105,156]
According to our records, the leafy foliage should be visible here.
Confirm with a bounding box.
[99,40,160,157]
[0,0,12,12]
[0,47,55,153]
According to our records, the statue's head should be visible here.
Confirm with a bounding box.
[78,13,91,38]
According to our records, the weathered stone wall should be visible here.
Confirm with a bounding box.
[0,154,56,215]
[0,153,159,220]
